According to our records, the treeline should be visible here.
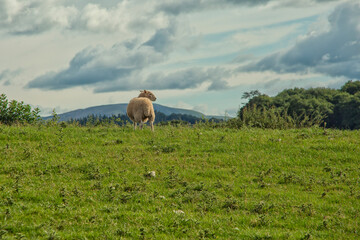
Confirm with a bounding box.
[239,80,360,129]
[69,111,220,126]
[1,80,360,129]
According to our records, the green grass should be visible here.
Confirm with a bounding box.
[0,124,360,239]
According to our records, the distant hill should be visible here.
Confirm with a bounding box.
[43,103,210,122]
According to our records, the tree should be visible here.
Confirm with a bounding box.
[340,80,360,95]
[0,94,40,125]
[332,93,360,129]
[241,90,261,100]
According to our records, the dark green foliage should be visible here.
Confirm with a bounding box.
[68,110,222,127]
[340,80,360,95]
[155,111,205,124]
[331,93,360,129]
[239,81,360,129]
[242,90,262,99]
[0,94,40,125]
[239,104,324,129]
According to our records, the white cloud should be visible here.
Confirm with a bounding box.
[242,1,360,80]
[232,24,301,49]
[0,0,78,34]
[26,18,232,93]
[0,0,351,116]
[26,43,165,90]
[0,0,23,22]
[77,3,129,32]
[0,0,168,35]
[0,0,341,35]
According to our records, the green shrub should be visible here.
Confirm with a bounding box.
[0,93,40,125]
[239,104,324,129]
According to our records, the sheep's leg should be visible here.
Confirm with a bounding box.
[150,121,154,132]
[140,121,144,130]
[133,122,137,130]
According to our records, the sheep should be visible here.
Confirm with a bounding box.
[126,90,157,131]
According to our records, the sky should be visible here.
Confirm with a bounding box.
[1,0,359,116]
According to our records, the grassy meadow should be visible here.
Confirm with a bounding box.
[0,123,359,239]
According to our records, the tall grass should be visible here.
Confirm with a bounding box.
[239,105,325,129]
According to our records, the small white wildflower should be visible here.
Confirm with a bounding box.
[173,210,185,215]
[145,171,156,178]
[149,171,156,178]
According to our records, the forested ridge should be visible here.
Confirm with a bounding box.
[71,111,213,126]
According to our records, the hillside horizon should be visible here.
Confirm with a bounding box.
[42,103,226,122]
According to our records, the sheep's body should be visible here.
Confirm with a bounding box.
[127,98,155,129]
[127,90,156,131]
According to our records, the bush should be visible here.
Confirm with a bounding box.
[238,104,324,129]
[0,94,40,125]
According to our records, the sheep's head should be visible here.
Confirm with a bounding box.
[138,90,157,101]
